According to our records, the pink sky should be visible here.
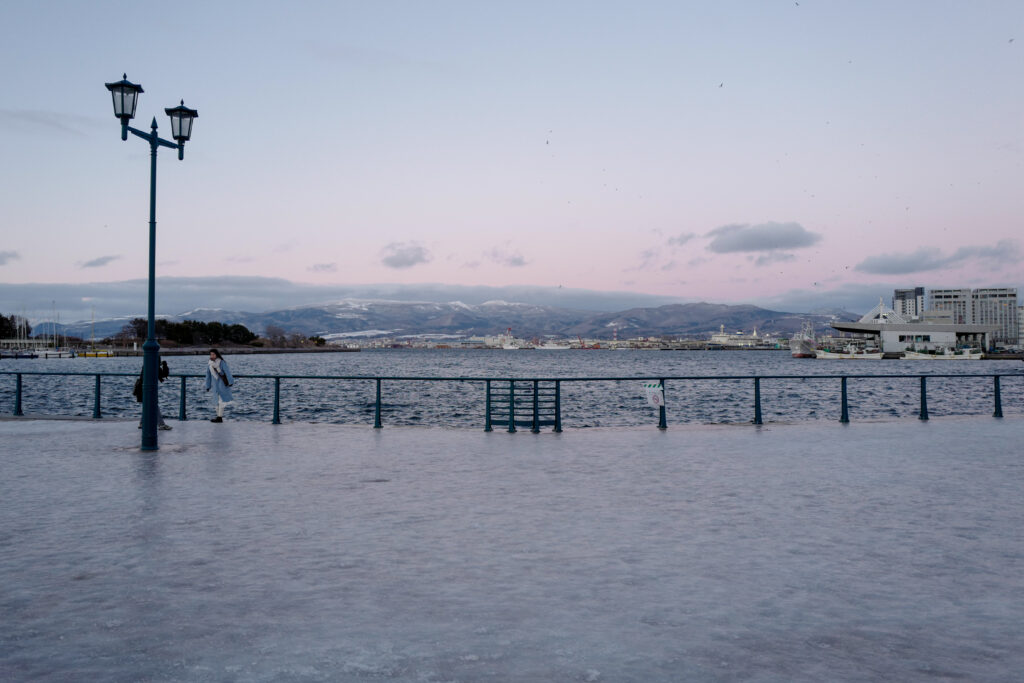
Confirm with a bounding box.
[1,1,1021,315]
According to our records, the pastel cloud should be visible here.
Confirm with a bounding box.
[630,232,697,272]
[79,255,121,268]
[855,240,1020,275]
[486,245,527,267]
[706,222,821,254]
[667,233,695,247]
[380,242,431,269]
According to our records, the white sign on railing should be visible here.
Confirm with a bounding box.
[642,382,664,408]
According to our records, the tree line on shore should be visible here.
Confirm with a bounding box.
[115,319,325,348]
[116,318,259,345]
[3,313,325,348]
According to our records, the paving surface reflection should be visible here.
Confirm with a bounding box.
[2,417,1022,681]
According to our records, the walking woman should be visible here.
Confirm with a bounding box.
[205,349,234,423]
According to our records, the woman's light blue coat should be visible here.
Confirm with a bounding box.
[205,359,234,402]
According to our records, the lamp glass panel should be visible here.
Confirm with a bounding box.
[124,90,137,117]
[110,88,138,119]
[169,113,194,141]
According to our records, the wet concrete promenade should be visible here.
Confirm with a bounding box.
[2,416,1023,682]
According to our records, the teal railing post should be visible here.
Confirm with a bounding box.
[531,380,540,433]
[14,373,23,416]
[272,377,281,425]
[178,376,187,421]
[993,375,1003,418]
[840,377,849,423]
[507,380,516,433]
[753,377,763,425]
[658,378,667,430]
[484,380,493,431]
[374,378,382,429]
[93,374,102,419]
[553,380,562,433]
[919,376,929,421]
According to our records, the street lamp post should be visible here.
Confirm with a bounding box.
[105,74,198,451]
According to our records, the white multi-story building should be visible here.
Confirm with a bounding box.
[973,288,1018,345]
[1018,306,1024,348]
[892,287,925,320]
[927,288,972,324]
[927,287,1018,344]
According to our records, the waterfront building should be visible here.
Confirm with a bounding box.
[1019,306,1024,349]
[927,288,972,324]
[892,287,925,320]
[830,299,996,353]
[973,288,1018,345]
[927,287,1018,344]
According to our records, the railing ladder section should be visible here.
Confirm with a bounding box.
[485,379,561,433]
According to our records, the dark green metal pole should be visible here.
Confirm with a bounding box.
[273,377,281,424]
[993,375,1003,418]
[507,380,516,433]
[658,378,667,430]
[553,380,562,433]
[93,374,102,419]
[14,373,23,416]
[919,376,929,420]
[840,377,849,423]
[178,376,187,420]
[484,380,492,431]
[753,377,763,425]
[531,380,540,433]
[374,378,382,428]
[140,119,161,450]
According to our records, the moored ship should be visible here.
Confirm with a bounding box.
[901,347,983,360]
[816,345,884,359]
[789,321,817,358]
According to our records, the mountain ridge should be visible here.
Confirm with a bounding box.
[53,300,859,340]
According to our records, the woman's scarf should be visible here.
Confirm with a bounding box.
[209,358,223,383]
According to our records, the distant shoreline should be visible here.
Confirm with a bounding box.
[104,346,360,357]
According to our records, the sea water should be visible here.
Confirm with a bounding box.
[2,349,1022,427]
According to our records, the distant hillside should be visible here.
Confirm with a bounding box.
[567,303,826,337]
[54,300,858,340]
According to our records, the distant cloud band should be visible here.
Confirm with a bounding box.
[855,240,1020,275]
[79,255,122,269]
[706,222,821,253]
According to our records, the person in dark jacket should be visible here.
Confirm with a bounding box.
[134,359,171,430]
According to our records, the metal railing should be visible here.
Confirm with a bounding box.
[1,370,1020,430]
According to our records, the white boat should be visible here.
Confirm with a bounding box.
[790,321,817,358]
[901,347,983,360]
[537,341,571,350]
[816,345,884,359]
[499,328,534,349]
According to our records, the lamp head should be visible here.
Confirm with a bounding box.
[104,74,143,123]
[164,100,199,143]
